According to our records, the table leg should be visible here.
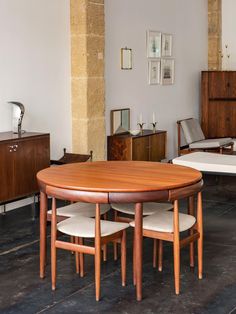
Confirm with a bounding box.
[134,202,143,301]
[40,191,47,279]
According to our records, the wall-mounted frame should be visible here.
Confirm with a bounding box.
[110,108,130,135]
[146,30,161,58]
[148,60,161,85]
[161,58,175,85]
[121,48,132,70]
[162,33,173,57]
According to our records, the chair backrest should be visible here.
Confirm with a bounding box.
[180,118,205,144]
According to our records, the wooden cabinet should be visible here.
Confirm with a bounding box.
[0,132,50,203]
[107,130,166,161]
[201,71,236,138]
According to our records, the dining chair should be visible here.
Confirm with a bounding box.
[130,194,203,295]
[47,202,110,263]
[48,149,110,261]
[50,198,129,301]
[177,118,233,156]
[111,202,173,272]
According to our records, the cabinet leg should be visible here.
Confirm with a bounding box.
[31,194,39,220]
[1,205,6,215]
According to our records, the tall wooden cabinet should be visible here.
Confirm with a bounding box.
[0,132,50,204]
[107,130,166,161]
[201,71,236,138]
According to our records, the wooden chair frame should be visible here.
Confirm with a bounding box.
[51,148,93,165]
[132,192,203,295]
[177,118,234,156]
[51,199,126,301]
[113,210,163,274]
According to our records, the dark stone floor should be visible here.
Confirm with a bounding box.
[0,175,236,314]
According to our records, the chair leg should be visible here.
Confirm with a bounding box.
[197,192,203,279]
[121,230,126,286]
[188,196,195,270]
[71,236,75,255]
[79,238,84,277]
[133,232,136,286]
[102,245,107,262]
[102,213,108,262]
[158,240,163,272]
[113,210,118,261]
[153,239,157,268]
[74,237,80,274]
[173,200,180,295]
[51,198,57,291]
[114,243,118,261]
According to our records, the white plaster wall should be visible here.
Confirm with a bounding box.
[222,0,236,70]
[105,0,208,159]
[0,0,71,160]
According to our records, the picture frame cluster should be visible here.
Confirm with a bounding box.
[147,30,174,85]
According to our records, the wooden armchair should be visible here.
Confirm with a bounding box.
[51,148,93,165]
[177,118,233,156]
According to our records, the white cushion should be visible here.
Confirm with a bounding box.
[180,119,205,144]
[57,216,129,238]
[130,210,196,233]
[173,152,236,174]
[48,202,110,218]
[111,202,173,215]
[189,137,232,149]
[232,138,236,151]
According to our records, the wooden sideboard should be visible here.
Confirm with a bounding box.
[107,130,166,161]
[201,71,236,138]
[0,132,50,204]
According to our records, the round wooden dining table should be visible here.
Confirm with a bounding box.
[37,161,203,301]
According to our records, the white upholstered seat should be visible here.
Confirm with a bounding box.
[173,151,236,174]
[47,202,110,218]
[111,202,173,216]
[130,210,196,233]
[189,138,232,149]
[57,216,129,238]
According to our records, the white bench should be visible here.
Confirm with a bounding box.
[172,152,236,175]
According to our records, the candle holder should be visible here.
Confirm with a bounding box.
[137,123,145,134]
[151,122,157,133]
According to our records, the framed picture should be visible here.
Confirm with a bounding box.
[147,30,162,58]
[121,47,132,70]
[148,60,161,85]
[161,58,174,85]
[161,33,173,57]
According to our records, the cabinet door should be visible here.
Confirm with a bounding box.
[132,136,149,161]
[149,133,166,161]
[208,72,228,99]
[227,72,236,98]
[13,136,50,199]
[107,136,131,160]
[208,101,236,137]
[34,135,50,172]
[13,139,37,198]
[209,72,236,99]
[0,143,14,202]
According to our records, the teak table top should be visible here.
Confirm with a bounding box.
[37,161,202,193]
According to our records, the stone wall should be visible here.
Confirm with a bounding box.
[70,0,105,160]
[208,0,222,70]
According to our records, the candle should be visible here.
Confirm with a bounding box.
[152,112,155,123]
[139,113,143,124]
